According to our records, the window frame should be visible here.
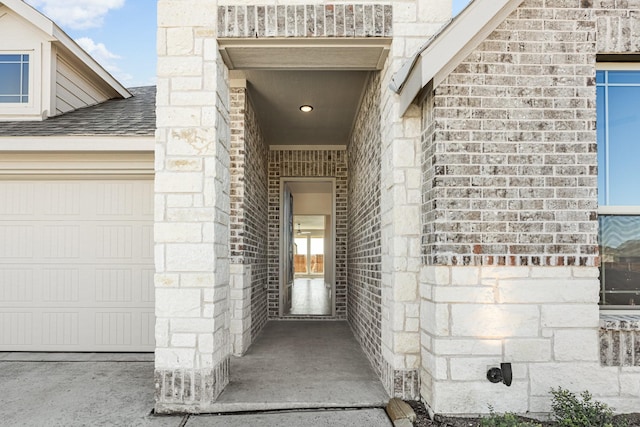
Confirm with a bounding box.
[597,62,640,311]
[0,53,30,104]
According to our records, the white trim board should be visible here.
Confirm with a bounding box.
[0,136,154,152]
[391,0,524,116]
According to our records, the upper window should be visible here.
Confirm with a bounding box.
[597,67,640,307]
[0,54,29,104]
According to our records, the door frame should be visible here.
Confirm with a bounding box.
[279,177,336,317]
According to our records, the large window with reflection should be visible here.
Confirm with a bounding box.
[597,67,640,307]
[0,54,29,103]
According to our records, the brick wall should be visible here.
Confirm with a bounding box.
[268,149,348,319]
[347,72,383,377]
[217,3,393,38]
[421,0,599,268]
[229,87,269,354]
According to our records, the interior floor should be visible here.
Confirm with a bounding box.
[289,277,331,315]
[212,320,389,411]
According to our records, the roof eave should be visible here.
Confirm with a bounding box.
[393,0,525,116]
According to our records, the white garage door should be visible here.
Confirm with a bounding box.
[0,178,155,351]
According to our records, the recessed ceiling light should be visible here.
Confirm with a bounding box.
[300,105,313,113]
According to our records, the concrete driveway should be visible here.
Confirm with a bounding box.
[0,322,392,426]
[0,359,391,426]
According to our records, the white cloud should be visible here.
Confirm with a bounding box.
[76,37,132,83]
[26,0,125,30]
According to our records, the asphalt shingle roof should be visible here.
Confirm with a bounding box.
[0,86,156,137]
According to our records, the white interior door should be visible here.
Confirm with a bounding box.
[282,183,294,314]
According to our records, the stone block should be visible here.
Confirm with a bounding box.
[198,333,214,353]
[395,332,420,354]
[155,172,203,193]
[433,286,494,303]
[171,333,196,347]
[167,27,194,55]
[433,338,502,356]
[432,380,529,414]
[155,347,196,370]
[156,288,201,318]
[481,267,531,279]
[529,363,620,396]
[451,304,540,338]
[154,223,202,243]
[155,318,170,347]
[421,266,450,285]
[421,300,450,336]
[166,244,215,272]
[181,273,215,288]
[451,267,480,285]
[158,1,216,27]
[394,272,418,301]
[541,305,599,328]
[553,329,599,362]
[170,318,215,333]
[155,274,179,288]
[418,0,452,23]
[504,338,552,362]
[498,279,598,304]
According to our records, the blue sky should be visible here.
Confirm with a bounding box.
[25,0,471,88]
[26,0,157,87]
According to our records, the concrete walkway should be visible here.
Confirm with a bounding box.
[0,321,392,426]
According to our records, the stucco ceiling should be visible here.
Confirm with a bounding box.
[241,70,370,146]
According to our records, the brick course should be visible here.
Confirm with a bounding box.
[218,3,393,38]
[268,149,348,319]
[347,71,383,377]
[229,87,269,354]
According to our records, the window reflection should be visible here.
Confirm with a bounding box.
[599,215,640,306]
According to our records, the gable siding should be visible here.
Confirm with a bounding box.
[55,57,109,115]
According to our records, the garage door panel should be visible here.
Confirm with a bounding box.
[0,182,35,216]
[0,178,155,352]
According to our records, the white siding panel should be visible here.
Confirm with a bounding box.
[55,57,111,115]
[0,179,155,351]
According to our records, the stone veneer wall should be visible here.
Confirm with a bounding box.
[267,150,348,319]
[373,0,451,400]
[229,87,269,355]
[155,1,231,411]
[419,0,640,416]
[347,72,383,378]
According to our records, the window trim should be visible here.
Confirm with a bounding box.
[0,53,30,104]
[598,62,640,310]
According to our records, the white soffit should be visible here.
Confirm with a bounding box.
[393,0,524,115]
[219,38,391,70]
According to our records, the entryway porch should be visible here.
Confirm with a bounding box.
[211,320,389,412]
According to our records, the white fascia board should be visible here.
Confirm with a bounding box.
[0,136,154,152]
[1,0,131,99]
[395,0,524,117]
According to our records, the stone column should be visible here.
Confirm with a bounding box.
[155,0,231,413]
[378,0,452,399]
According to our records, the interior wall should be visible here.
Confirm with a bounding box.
[346,72,383,377]
[268,150,348,319]
[229,87,269,345]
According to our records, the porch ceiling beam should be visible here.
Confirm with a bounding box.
[218,38,391,70]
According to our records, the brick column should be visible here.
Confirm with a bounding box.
[155,0,232,413]
[379,0,452,399]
